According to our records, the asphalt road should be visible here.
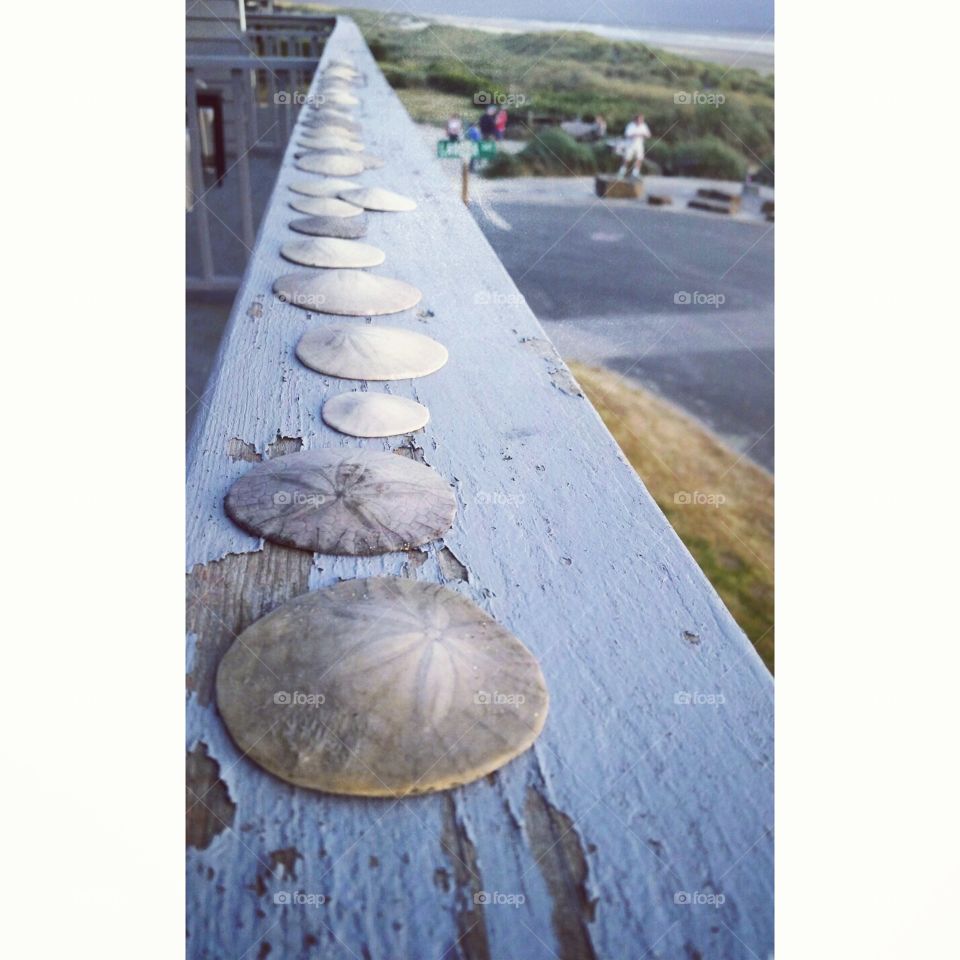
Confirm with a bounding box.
[471,187,774,471]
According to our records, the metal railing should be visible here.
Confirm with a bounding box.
[185,14,333,292]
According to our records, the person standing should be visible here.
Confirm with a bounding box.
[618,112,652,179]
[494,107,508,141]
[446,114,463,142]
[466,121,482,170]
[479,105,497,140]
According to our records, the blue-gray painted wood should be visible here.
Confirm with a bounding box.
[186,17,773,960]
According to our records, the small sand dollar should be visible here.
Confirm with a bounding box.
[323,392,429,437]
[297,135,364,152]
[296,153,365,176]
[324,91,359,107]
[224,449,455,555]
[289,195,364,218]
[323,71,360,85]
[280,237,385,269]
[301,124,358,140]
[297,323,447,379]
[289,178,360,198]
[276,272,422,317]
[216,577,550,795]
[306,108,356,123]
[289,215,368,239]
[339,187,417,212]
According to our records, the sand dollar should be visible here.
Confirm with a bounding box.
[324,91,359,107]
[296,153,365,176]
[276,271,422,317]
[216,577,550,795]
[297,135,364,152]
[289,215,368,239]
[289,195,364,218]
[296,323,447,379]
[305,108,356,124]
[322,392,429,437]
[339,187,417,212]
[280,237,385,269]
[289,178,360,198]
[301,123,358,140]
[224,449,455,555]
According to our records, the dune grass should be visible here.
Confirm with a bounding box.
[284,4,774,180]
[569,362,774,672]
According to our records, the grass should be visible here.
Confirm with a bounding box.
[287,4,774,180]
[569,362,774,672]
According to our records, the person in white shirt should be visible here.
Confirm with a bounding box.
[618,113,652,179]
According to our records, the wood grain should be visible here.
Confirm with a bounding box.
[186,17,773,959]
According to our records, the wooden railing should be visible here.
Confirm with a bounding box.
[186,17,774,960]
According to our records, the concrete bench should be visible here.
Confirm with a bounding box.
[186,16,774,960]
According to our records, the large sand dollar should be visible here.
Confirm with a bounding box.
[276,272,422,317]
[289,215,368,239]
[215,577,550,796]
[296,153,365,176]
[297,323,447,379]
[339,187,417,212]
[224,449,455,555]
[289,177,359,198]
[322,392,429,437]
[289,195,363,218]
[280,237,385,269]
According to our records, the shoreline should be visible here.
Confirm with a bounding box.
[424,14,774,74]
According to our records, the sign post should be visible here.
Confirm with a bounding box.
[437,139,498,206]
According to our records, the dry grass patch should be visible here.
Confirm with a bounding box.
[570,362,774,671]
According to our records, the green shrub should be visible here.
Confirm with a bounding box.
[517,128,597,175]
[656,137,747,180]
[484,152,523,178]
[592,142,621,174]
[425,61,484,96]
[753,154,774,186]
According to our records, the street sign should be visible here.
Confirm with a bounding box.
[437,139,497,160]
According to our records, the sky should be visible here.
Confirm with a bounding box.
[324,0,774,35]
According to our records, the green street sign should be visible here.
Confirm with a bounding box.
[436,139,498,159]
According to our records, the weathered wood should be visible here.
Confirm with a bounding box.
[186,17,773,960]
[595,174,645,199]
